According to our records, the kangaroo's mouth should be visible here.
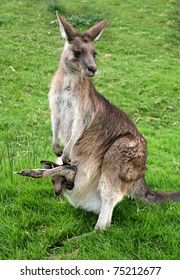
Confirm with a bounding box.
[82,69,98,77]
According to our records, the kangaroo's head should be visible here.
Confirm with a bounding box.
[56,12,107,77]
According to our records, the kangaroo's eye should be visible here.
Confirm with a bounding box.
[74,51,81,58]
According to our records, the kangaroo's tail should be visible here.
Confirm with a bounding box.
[129,177,180,203]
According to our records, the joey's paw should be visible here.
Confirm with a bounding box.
[53,144,63,157]
[66,182,74,190]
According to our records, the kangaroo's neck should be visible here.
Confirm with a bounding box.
[57,64,95,99]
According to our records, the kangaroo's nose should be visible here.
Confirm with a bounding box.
[88,65,97,75]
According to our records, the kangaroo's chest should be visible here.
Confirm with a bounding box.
[58,88,77,144]
[57,76,93,145]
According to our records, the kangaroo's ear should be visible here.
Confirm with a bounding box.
[40,160,59,169]
[56,12,77,41]
[84,20,108,42]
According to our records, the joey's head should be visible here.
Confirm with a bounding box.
[56,12,107,77]
[40,161,75,196]
[41,161,66,196]
[17,160,76,196]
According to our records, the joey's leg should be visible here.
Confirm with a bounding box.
[17,164,77,182]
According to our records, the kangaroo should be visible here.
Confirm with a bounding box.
[17,13,180,230]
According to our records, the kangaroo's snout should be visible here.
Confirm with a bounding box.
[87,64,97,76]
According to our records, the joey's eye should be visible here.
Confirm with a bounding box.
[94,52,97,58]
[74,51,81,58]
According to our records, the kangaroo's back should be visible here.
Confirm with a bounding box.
[73,89,147,164]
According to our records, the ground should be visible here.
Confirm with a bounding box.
[0,0,179,259]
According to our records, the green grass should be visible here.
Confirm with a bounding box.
[0,0,180,260]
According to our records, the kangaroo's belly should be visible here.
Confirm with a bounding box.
[64,163,102,214]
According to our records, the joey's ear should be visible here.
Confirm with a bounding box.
[40,160,59,169]
[84,20,108,42]
[56,11,77,41]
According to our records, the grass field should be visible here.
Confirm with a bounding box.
[0,0,180,260]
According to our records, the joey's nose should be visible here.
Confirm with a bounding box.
[88,65,97,75]
[54,190,61,196]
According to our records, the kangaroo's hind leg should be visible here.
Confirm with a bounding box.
[94,174,131,230]
[95,135,147,231]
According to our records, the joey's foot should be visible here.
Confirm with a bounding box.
[66,165,77,172]
[62,164,77,182]
[53,144,63,157]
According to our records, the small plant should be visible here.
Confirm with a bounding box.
[47,1,104,27]
[47,0,67,15]
[67,14,104,27]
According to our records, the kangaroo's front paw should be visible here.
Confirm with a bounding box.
[62,152,71,165]
[53,144,63,157]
